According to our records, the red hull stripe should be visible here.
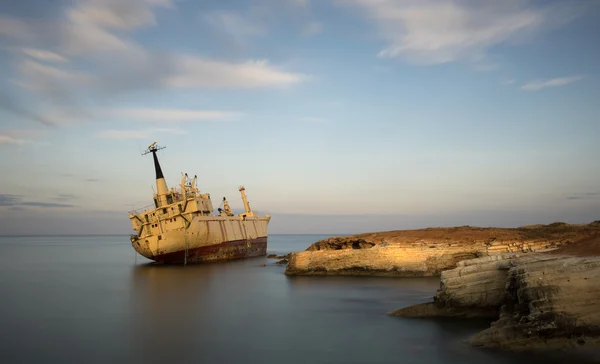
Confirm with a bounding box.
[151,237,268,264]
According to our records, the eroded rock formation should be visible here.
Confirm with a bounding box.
[285,222,600,277]
[470,255,600,350]
[391,239,600,350]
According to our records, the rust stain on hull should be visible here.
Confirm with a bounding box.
[149,237,268,264]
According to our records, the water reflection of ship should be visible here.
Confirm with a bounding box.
[128,264,219,362]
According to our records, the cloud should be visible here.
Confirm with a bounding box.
[165,58,303,89]
[97,128,186,140]
[0,135,29,145]
[292,0,309,7]
[339,0,585,65]
[301,21,323,36]
[566,192,600,201]
[60,0,174,55]
[0,193,75,208]
[0,17,35,41]
[299,116,328,122]
[0,0,304,126]
[521,75,584,91]
[52,194,77,202]
[502,79,516,85]
[0,129,45,146]
[0,194,21,207]
[104,108,239,122]
[20,202,75,208]
[21,48,68,63]
[203,11,267,39]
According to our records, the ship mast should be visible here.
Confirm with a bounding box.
[143,141,169,207]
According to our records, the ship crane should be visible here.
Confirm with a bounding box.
[239,186,255,217]
[218,197,234,216]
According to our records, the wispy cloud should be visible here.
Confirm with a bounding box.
[0,0,304,126]
[521,75,584,91]
[0,193,75,208]
[52,194,77,202]
[501,79,516,85]
[339,0,585,66]
[165,58,303,89]
[0,194,21,207]
[97,128,186,140]
[566,192,600,201]
[0,129,46,146]
[292,0,309,7]
[20,202,75,208]
[21,48,68,63]
[0,135,29,145]
[298,116,328,122]
[104,108,240,122]
[301,21,323,36]
[203,11,267,39]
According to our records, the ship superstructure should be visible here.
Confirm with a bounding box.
[129,141,271,264]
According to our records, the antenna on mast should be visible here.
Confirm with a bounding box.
[142,140,167,180]
[142,140,166,156]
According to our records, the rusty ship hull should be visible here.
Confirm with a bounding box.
[140,237,267,264]
[128,141,271,265]
[130,215,271,264]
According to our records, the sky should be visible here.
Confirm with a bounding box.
[0,0,599,235]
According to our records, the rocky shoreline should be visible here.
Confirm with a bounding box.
[281,221,600,351]
[391,251,600,350]
[285,222,600,277]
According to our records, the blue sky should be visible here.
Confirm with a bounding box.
[0,0,599,234]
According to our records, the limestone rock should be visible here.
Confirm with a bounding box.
[391,254,522,317]
[286,243,481,277]
[470,255,600,350]
[285,222,600,277]
[391,251,600,350]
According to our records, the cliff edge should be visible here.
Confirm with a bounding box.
[391,234,600,350]
[285,221,600,277]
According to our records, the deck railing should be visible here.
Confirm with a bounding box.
[129,204,155,215]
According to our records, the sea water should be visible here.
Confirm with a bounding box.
[0,234,597,364]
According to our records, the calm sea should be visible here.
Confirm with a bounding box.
[0,234,597,364]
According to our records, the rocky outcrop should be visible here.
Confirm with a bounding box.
[391,250,600,350]
[391,254,524,317]
[285,222,600,277]
[471,255,600,350]
[286,243,482,277]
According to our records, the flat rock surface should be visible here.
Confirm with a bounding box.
[285,222,600,277]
